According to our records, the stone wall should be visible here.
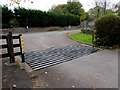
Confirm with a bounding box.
[1,26,79,34]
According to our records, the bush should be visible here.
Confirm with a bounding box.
[94,14,120,47]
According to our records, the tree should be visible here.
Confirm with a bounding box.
[115,1,120,16]
[91,0,113,15]
[49,1,84,16]
[66,1,84,16]
[88,6,115,21]
[2,5,13,28]
[106,9,115,14]
[80,12,90,21]
[0,6,2,28]
[49,4,67,15]
[88,6,104,17]
[14,7,80,27]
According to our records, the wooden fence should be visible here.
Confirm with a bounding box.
[0,32,25,63]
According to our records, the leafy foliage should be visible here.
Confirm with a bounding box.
[49,1,84,16]
[2,6,80,28]
[14,7,80,27]
[94,14,120,46]
[49,4,67,15]
[115,1,120,16]
[9,18,19,27]
[2,5,14,28]
[88,6,115,21]
[80,12,90,21]
[66,2,84,16]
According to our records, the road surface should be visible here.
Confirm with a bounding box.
[21,30,118,88]
[23,30,80,52]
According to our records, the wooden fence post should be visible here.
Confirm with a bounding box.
[0,33,26,63]
[7,32,15,63]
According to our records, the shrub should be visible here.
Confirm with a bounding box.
[94,14,120,47]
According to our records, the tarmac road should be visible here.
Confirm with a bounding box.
[23,30,80,52]
[22,30,118,88]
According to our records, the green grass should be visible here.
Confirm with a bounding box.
[70,33,92,45]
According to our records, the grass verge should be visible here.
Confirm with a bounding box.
[70,33,92,45]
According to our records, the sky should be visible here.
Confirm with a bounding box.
[0,0,119,12]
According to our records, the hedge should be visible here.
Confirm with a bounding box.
[94,14,120,47]
[14,8,80,27]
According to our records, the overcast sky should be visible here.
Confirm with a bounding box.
[0,0,119,11]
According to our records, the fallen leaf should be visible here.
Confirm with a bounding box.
[58,72,62,75]
[44,72,48,74]
[12,85,16,88]
[32,80,36,83]
[57,78,60,80]
[71,85,75,88]
[97,74,100,76]
[35,85,40,87]
[46,85,49,87]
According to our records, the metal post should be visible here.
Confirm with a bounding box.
[97,9,100,18]
[104,0,106,15]
[19,34,25,62]
[92,30,95,47]
[7,32,15,63]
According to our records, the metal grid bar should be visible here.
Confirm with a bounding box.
[25,45,99,71]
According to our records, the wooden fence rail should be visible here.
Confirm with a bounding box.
[0,32,25,63]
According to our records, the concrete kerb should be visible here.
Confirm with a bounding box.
[67,31,119,50]
[15,56,33,73]
[5,56,33,73]
[67,32,103,50]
